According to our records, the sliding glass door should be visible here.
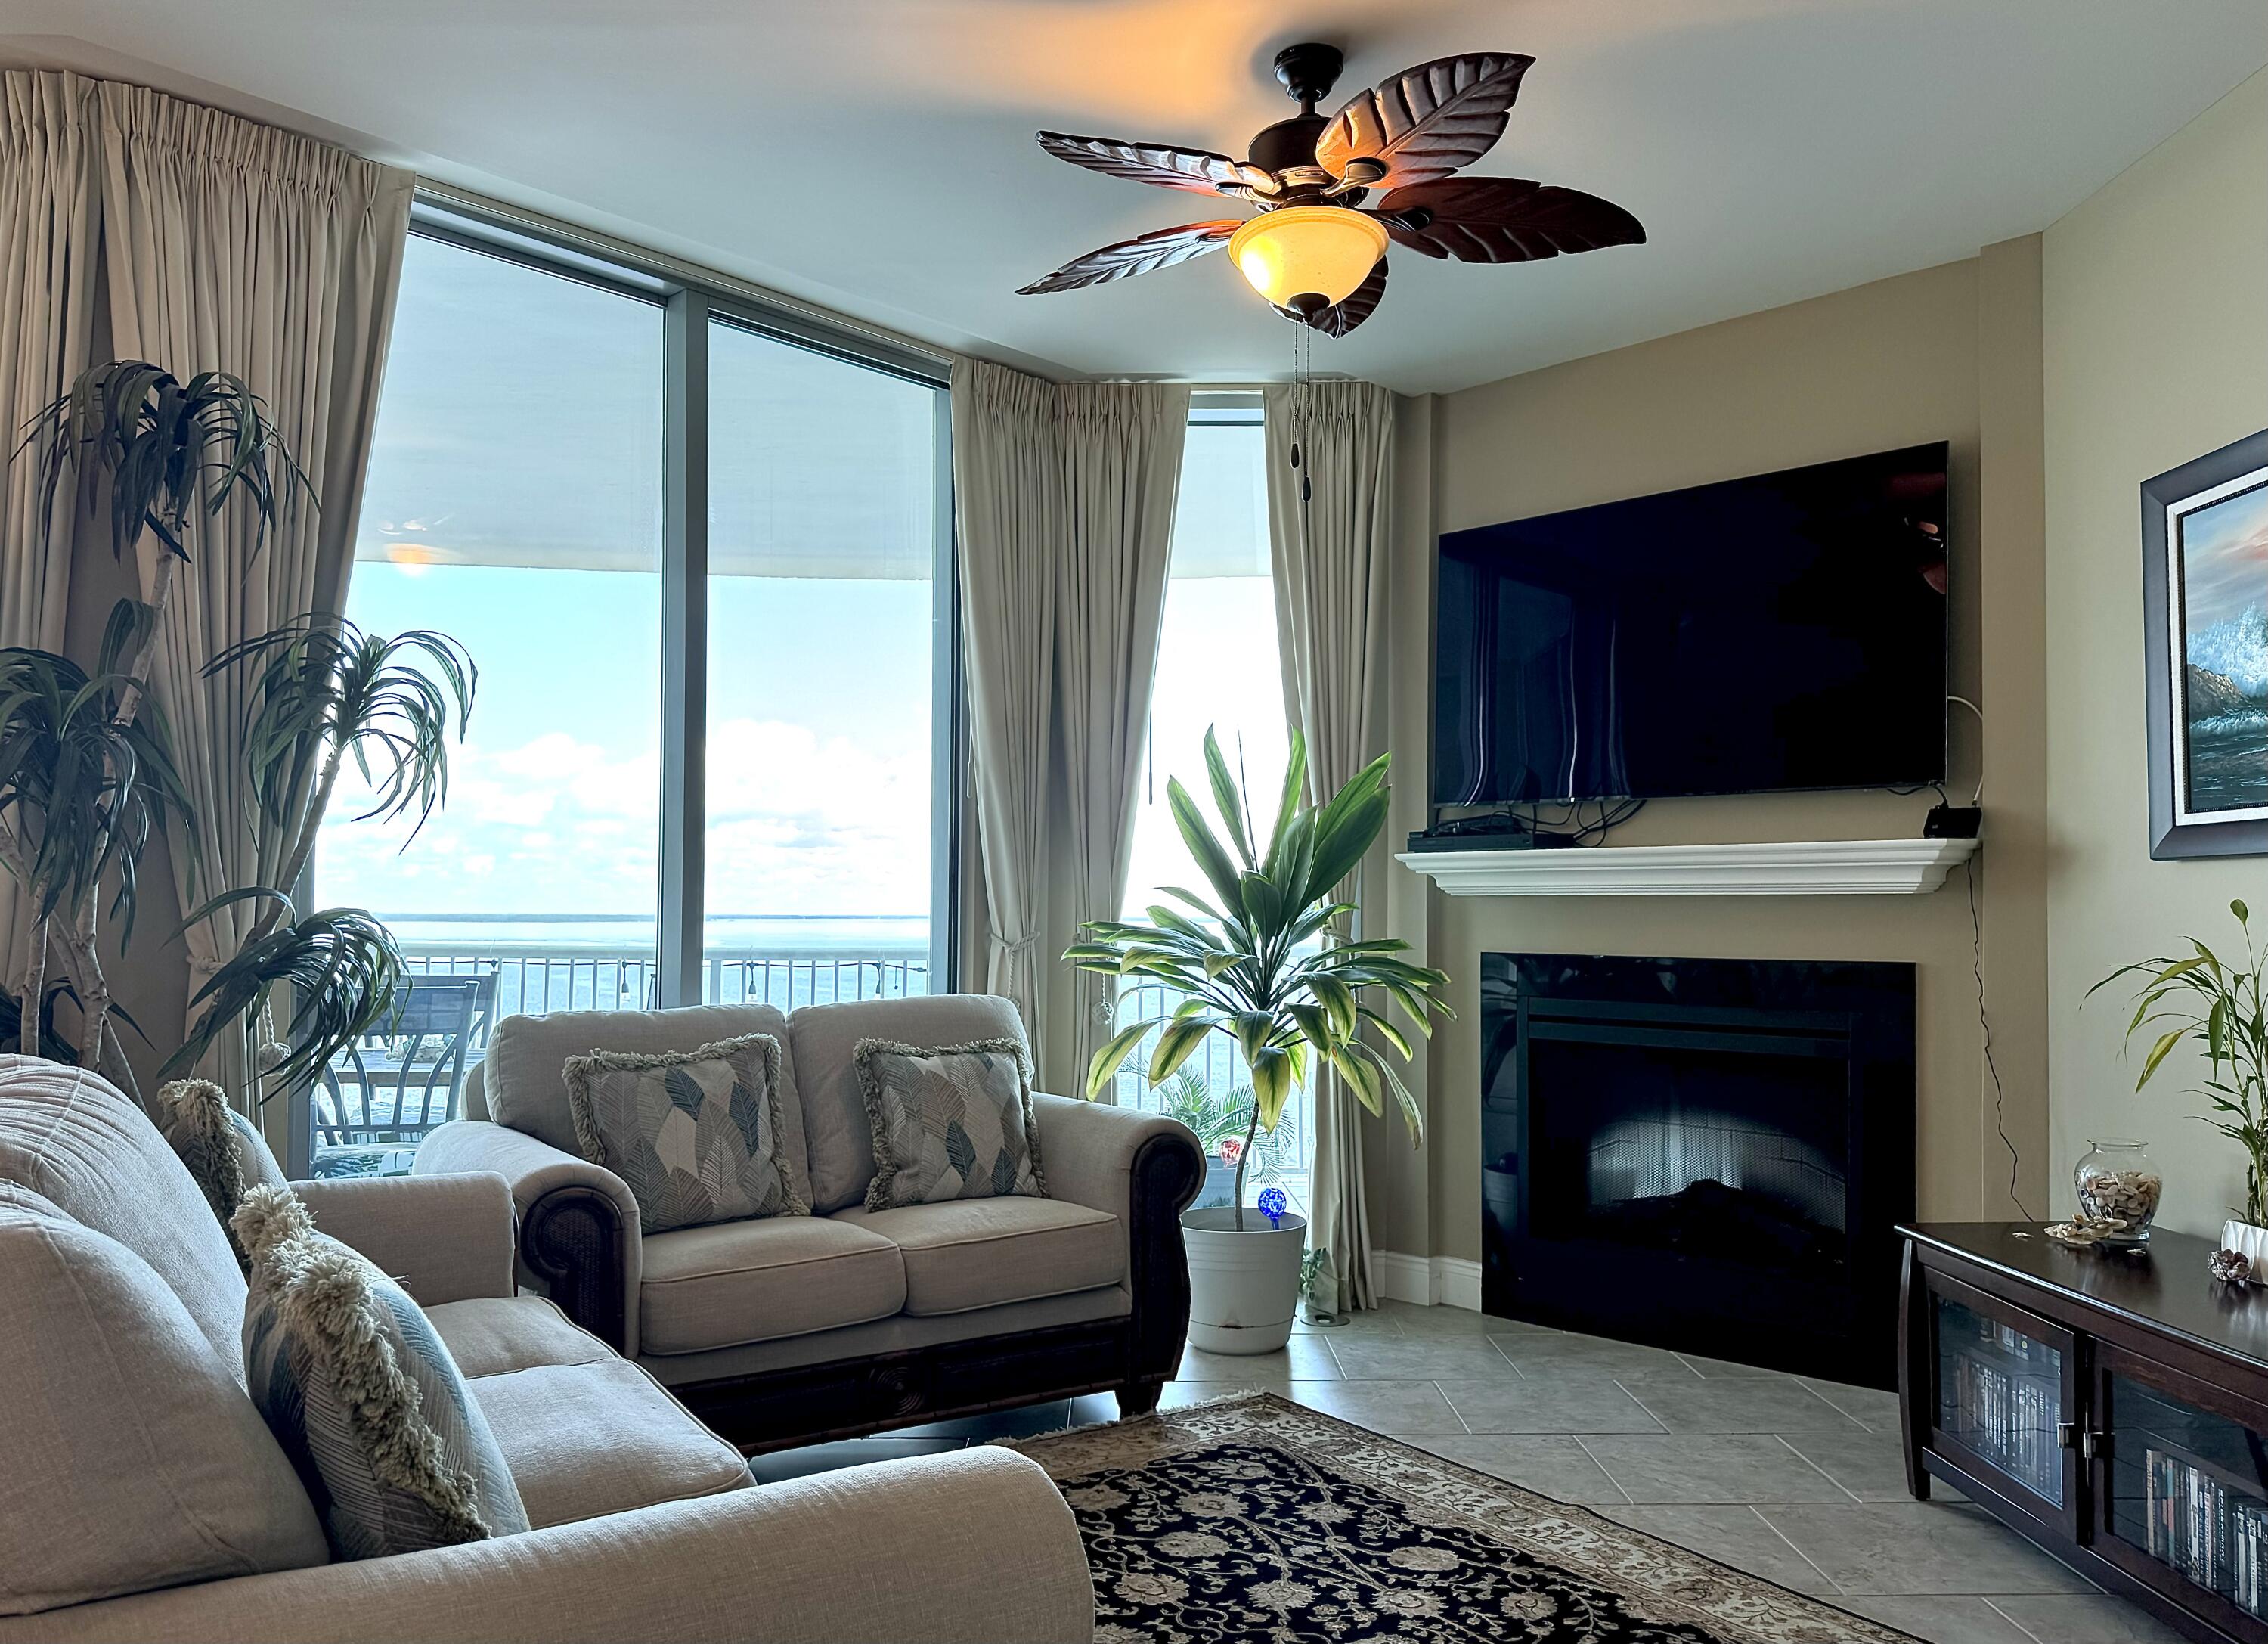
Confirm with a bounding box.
[309,216,952,1177]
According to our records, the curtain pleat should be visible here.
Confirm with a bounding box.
[1054,383,1188,1091]
[1264,378,1396,1314]
[95,79,412,1107]
[951,360,1063,1042]
[0,72,103,997]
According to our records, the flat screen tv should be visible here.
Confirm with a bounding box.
[1433,442,1949,806]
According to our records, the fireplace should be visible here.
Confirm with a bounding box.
[1479,954,1915,1388]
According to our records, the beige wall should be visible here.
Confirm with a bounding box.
[1380,253,2054,1264]
[2043,66,2268,1238]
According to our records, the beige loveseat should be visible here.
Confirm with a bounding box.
[418,994,1205,1451]
[0,1055,1093,1643]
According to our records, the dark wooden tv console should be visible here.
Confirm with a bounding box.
[1900,1223,2268,1644]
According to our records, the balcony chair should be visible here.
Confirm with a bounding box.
[417,992,1205,1453]
[313,973,494,1177]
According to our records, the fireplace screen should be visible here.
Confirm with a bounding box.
[1526,1034,1853,1273]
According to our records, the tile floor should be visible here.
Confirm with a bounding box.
[745,1300,2184,1644]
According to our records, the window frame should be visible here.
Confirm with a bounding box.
[372,194,961,1008]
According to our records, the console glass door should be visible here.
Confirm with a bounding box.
[1924,1276,2077,1527]
[2099,1356,2268,1626]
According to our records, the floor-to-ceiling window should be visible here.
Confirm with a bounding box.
[703,321,943,1007]
[1115,396,1310,1208]
[309,212,952,1175]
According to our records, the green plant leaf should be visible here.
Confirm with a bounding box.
[1264,730,1308,874]
[1328,1041,1383,1117]
[1250,1047,1294,1131]
[1201,727,1254,868]
[1166,777,1247,914]
[1084,1020,1154,1099]
[1358,1006,1412,1059]
[2138,1026,2186,1090]
[1306,972,1358,1036]
[1147,1017,1217,1084]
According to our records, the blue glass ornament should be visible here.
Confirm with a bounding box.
[1257,1186,1287,1227]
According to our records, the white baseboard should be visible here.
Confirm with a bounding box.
[1371,1250,1483,1311]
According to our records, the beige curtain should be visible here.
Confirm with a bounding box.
[0,72,103,997]
[1055,383,1188,1090]
[96,79,412,1104]
[951,360,1063,1041]
[1264,378,1395,1313]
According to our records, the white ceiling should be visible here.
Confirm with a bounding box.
[11,2,2268,395]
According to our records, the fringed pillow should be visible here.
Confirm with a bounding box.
[158,1078,289,1268]
[561,1033,807,1234]
[857,1037,1045,1210]
[234,1186,528,1560]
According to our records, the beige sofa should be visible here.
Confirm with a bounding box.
[0,1055,1093,1644]
[418,994,1205,1451]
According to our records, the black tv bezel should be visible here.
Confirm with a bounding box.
[1429,442,1952,809]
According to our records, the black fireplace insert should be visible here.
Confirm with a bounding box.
[1480,953,1915,1387]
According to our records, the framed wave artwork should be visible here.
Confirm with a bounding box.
[2143,427,2268,858]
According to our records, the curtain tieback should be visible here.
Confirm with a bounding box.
[990,929,1043,976]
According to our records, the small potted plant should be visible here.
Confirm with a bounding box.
[2090,898,2268,1274]
[1069,729,1451,1352]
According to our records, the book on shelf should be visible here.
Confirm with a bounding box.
[1945,1344,2059,1497]
[2146,1444,2268,1615]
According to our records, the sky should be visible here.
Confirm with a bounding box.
[2180,476,2268,636]
[315,231,1289,957]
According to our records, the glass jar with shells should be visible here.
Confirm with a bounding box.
[2071,1140,2161,1246]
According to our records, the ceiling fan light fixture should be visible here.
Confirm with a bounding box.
[1227,206,1387,310]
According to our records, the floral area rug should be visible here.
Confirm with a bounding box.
[1004,1391,1914,1644]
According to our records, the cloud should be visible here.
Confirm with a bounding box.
[317,716,931,922]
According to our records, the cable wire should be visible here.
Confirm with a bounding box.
[1966,856,2034,1220]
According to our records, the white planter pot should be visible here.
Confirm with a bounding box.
[1182,1207,1308,1355]
[2223,1219,2268,1283]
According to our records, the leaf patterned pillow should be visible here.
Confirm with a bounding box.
[856,1036,1045,1211]
[562,1034,809,1234]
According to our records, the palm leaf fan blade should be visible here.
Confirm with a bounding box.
[1314,53,1536,189]
[1018,222,1241,295]
[1380,178,1645,264]
[1033,132,1270,194]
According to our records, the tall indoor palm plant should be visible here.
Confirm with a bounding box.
[3,360,472,1110]
[1069,729,1452,1225]
[2,362,293,1079]
[160,618,474,1093]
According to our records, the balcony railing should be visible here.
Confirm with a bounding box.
[397,941,931,1016]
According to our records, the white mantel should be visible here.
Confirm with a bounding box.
[1396,836,1981,898]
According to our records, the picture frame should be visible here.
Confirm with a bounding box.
[2143,427,2268,859]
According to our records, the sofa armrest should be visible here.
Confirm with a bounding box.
[1034,1093,1204,1392]
[0,1447,1093,1644]
[291,1172,516,1305]
[416,1120,643,1356]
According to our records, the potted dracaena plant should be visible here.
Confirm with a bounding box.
[2090,898,2268,1276]
[2,360,472,1121]
[1068,728,1451,1351]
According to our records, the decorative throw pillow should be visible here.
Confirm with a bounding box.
[234,1186,529,1561]
[857,1037,1045,1210]
[158,1078,290,1269]
[560,1032,807,1235]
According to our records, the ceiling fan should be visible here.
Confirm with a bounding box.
[1017,42,1644,335]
